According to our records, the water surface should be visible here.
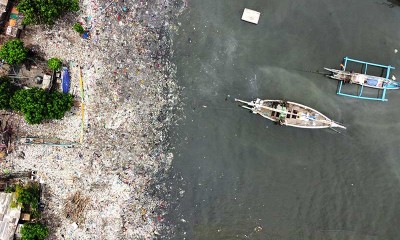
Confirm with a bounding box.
[167,1,400,239]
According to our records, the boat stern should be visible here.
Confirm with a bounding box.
[235,98,259,113]
[331,122,346,129]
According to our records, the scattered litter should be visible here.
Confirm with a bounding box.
[2,0,183,239]
[241,8,261,24]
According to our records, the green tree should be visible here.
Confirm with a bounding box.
[0,76,18,109]
[10,88,49,124]
[47,57,62,70]
[17,0,80,25]
[0,39,28,65]
[16,183,40,207]
[46,92,74,119]
[20,222,48,240]
[73,23,85,34]
[10,88,74,124]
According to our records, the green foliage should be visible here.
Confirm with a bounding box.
[20,222,48,240]
[30,208,41,219]
[16,183,40,208]
[0,39,28,65]
[4,185,15,193]
[10,200,18,208]
[0,76,18,109]
[47,57,62,70]
[10,88,49,124]
[17,0,80,25]
[10,88,74,124]
[46,91,74,119]
[73,23,85,34]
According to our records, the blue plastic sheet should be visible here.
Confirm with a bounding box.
[366,78,378,86]
[62,67,70,94]
[83,32,90,39]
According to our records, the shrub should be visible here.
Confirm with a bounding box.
[20,222,48,240]
[10,201,18,208]
[16,183,40,208]
[47,58,62,70]
[73,23,85,34]
[4,185,15,193]
[17,0,79,25]
[0,39,28,65]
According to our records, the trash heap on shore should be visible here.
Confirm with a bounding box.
[1,0,186,238]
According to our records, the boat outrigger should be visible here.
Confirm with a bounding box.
[235,98,346,129]
[325,57,398,101]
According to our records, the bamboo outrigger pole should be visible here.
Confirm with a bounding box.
[79,67,85,144]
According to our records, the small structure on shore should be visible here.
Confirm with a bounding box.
[5,6,23,37]
[41,74,52,90]
[9,61,54,91]
[241,8,261,24]
[0,192,21,240]
[0,172,40,240]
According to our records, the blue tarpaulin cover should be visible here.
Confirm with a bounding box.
[366,78,378,86]
[61,67,70,94]
[82,32,90,39]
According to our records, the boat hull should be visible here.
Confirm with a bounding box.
[235,99,345,129]
[324,68,400,90]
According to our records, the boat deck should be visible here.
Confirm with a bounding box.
[332,71,385,88]
[255,101,329,127]
[326,57,396,101]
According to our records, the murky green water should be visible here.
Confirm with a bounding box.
[167,1,400,239]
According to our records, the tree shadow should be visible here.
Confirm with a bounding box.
[40,183,63,239]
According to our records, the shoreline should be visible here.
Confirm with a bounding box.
[2,0,185,239]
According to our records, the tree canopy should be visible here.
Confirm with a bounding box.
[0,77,18,109]
[17,0,80,25]
[73,23,85,34]
[47,57,62,70]
[10,88,74,124]
[16,183,40,207]
[20,222,48,240]
[0,39,28,65]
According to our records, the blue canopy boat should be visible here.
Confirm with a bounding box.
[61,67,70,94]
[325,57,398,101]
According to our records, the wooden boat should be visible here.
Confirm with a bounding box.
[235,98,346,129]
[324,57,397,101]
[19,136,78,148]
[324,68,400,90]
